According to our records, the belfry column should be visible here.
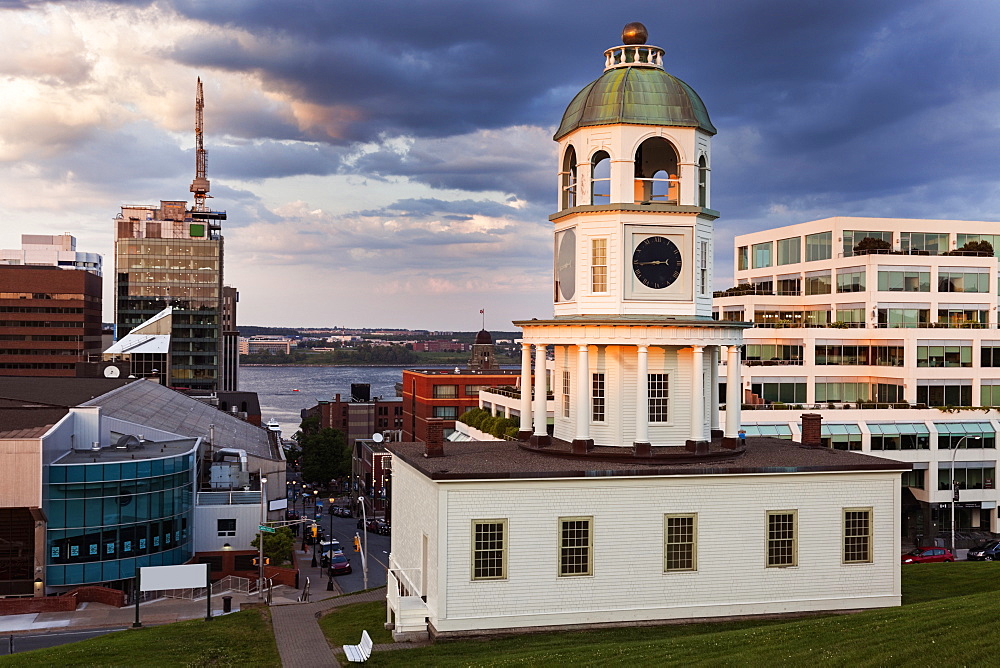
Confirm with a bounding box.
[517,343,532,439]
[573,344,591,452]
[725,345,742,440]
[634,345,650,456]
[690,346,705,443]
[532,343,549,445]
[710,346,721,437]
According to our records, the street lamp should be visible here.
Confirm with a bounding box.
[358,496,369,590]
[951,434,980,556]
[259,475,268,600]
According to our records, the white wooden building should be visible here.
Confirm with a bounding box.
[386,23,907,639]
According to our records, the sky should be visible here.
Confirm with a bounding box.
[2,1,1000,331]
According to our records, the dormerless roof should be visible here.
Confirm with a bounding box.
[555,66,717,140]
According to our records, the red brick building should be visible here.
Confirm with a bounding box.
[401,368,522,443]
[0,266,102,377]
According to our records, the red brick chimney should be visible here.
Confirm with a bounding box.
[424,418,445,458]
[800,413,822,447]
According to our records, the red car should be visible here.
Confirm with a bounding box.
[901,547,955,564]
[327,552,353,576]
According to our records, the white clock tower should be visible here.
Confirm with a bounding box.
[515,23,748,456]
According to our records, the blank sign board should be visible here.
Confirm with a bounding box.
[139,563,208,592]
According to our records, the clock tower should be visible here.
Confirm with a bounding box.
[515,23,748,455]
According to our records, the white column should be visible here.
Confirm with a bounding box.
[691,346,704,442]
[725,345,742,438]
[519,343,532,434]
[636,345,649,445]
[533,344,547,437]
[576,345,590,443]
[678,161,697,206]
[710,346,720,433]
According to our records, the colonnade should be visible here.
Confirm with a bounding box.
[519,342,743,448]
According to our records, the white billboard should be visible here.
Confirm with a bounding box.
[139,563,208,591]
[269,498,288,511]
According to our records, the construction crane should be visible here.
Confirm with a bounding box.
[189,77,211,212]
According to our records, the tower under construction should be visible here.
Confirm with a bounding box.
[113,79,238,392]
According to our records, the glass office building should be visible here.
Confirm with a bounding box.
[115,201,226,391]
[44,441,197,588]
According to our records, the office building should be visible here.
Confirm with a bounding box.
[715,216,1000,538]
[1,234,102,275]
[113,82,236,391]
[0,264,102,377]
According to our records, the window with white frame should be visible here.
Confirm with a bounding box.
[592,373,605,422]
[843,508,872,564]
[562,370,570,418]
[472,520,507,580]
[648,373,669,422]
[664,514,697,571]
[559,517,592,576]
[591,238,608,293]
[766,510,797,567]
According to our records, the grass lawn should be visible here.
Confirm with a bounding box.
[6,562,999,667]
[319,600,394,646]
[0,609,280,668]
[326,562,1000,667]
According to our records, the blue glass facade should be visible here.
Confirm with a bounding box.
[45,452,195,586]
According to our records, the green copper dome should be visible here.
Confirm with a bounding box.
[554,66,717,140]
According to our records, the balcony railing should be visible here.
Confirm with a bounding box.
[197,490,262,505]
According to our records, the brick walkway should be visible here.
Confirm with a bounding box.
[271,588,398,668]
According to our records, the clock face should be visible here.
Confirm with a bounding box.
[103,365,121,378]
[632,235,682,289]
[556,228,576,301]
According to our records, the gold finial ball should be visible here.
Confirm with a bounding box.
[622,22,648,45]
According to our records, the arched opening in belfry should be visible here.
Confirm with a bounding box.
[633,137,679,204]
[591,150,611,204]
[560,145,577,209]
[698,155,709,207]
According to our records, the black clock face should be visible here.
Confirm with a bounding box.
[632,235,682,289]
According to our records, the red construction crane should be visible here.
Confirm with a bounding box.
[189,77,211,212]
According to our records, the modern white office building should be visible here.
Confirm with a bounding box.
[715,216,1000,539]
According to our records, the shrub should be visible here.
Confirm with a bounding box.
[853,237,892,255]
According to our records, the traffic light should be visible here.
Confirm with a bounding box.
[311,524,318,538]
[353,535,361,552]
[252,557,270,566]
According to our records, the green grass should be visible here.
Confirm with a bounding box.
[7,563,1000,667]
[319,600,394,646]
[0,609,280,668]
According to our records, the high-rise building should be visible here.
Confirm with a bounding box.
[220,286,239,391]
[114,201,225,390]
[0,235,103,377]
[113,81,236,391]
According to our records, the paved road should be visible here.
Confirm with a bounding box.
[304,513,391,593]
[0,627,126,656]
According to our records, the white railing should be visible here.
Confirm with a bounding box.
[197,491,262,505]
[604,44,664,70]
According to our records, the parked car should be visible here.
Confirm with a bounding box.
[901,547,955,564]
[967,541,1000,561]
[328,552,352,576]
[367,519,391,536]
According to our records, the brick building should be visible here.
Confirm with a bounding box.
[401,368,522,443]
[0,266,102,377]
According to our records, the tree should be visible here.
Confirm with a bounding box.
[953,240,994,257]
[853,237,891,255]
[296,422,350,487]
[251,527,295,566]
